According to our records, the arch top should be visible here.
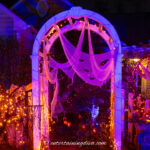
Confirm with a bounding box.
[32,6,121,55]
[68,6,83,16]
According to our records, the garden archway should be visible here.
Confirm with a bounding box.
[31,7,122,150]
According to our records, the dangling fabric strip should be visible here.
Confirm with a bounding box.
[51,78,59,119]
[59,22,85,65]
[87,24,113,82]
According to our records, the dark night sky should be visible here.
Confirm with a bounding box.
[0,0,18,8]
[1,0,150,13]
[1,0,150,45]
[69,0,150,13]
[69,0,150,45]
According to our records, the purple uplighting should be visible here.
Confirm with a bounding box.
[0,1,150,150]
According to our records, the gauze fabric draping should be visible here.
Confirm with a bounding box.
[43,42,58,84]
[49,58,75,81]
[59,24,113,86]
[44,22,114,118]
[59,29,100,86]
[58,22,85,69]
[48,50,112,85]
[87,26,113,82]
[44,43,62,119]
[51,78,59,119]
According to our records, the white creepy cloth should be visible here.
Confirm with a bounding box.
[58,23,113,86]
[43,22,114,118]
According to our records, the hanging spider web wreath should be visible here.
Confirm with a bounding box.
[38,7,118,118]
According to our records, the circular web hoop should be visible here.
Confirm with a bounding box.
[41,14,116,87]
[36,7,120,118]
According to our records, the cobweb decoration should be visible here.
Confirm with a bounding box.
[42,17,115,118]
[132,57,150,80]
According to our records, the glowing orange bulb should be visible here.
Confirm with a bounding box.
[7,120,11,123]
[49,128,52,132]
[67,122,71,127]
[82,125,85,129]
[92,128,96,133]
[0,122,3,127]
[64,121,67,125]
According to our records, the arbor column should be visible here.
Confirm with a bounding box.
[114,52,122,150]
[40,68,50,149]
[31,55,41,150]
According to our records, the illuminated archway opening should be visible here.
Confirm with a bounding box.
[32,7,122,150]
